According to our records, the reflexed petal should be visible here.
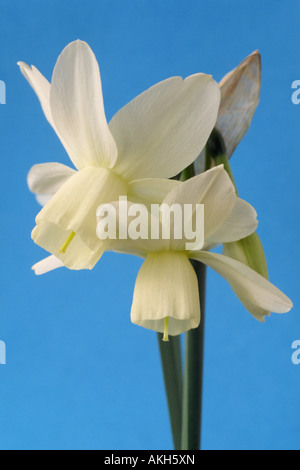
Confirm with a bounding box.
[18,62,72,156]
[204,197,258,248]
[163,166,236,249]
[33,167,127,269]
[32,255,64,275]
[18,62,54,128]
[131,252,200,335]
[190,251,293,320]
[27,162,76,206]
[110,73,220,180]
[50,40,118,170]
[217,51,261,158]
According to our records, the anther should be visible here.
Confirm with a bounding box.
[59,231,76,254]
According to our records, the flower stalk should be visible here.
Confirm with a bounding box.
[157,161,207,451]
[180,159,208,451]
[157,334,183,450]
[181,261,206,450]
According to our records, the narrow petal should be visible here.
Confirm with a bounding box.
[204,197,258,248]
[50,40,118,170]
[110,73,220,180]
[190,251,293,320]
[163,166,236,249]
[217,51,261,158]
[32,255,64,275]
[128,178,181,206]
[27,162,76,206]
[18,62,54,128]
[18,62,72,156]
[131,252,200,335]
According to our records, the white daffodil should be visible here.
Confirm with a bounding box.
[19,40,220,272]
[103,166,292,337]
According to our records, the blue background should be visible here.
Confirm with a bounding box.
[0,0,299,450]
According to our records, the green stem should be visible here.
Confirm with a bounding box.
[181,163,195,181]
[181,262,207,450]
[179,153,208,450]
[206,128,238,194]
[158,157,207,450]
[157,334,182,450]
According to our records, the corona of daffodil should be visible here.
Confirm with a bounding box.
[103,166,292,337]
[19,40,220,272]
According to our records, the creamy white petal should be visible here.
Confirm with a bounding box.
[27,162,76,206]
[128,178,181,206]
[32,255,64,275]
[110,74,220,180]
[50,40,118,170]
[36,194,52,206]
[217,51,261,158]
[131,252,200,335]
[190,251,292,320]
[104,240,161,259]
[163,166,236,250]
[33,167,127,269]
[99,200,167,256]
[204,197,258,249]
[18,62,72,156]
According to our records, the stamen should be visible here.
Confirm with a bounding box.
[59,231,76,254]
[163,317,169,342]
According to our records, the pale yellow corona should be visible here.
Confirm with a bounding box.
[110,166,292,335]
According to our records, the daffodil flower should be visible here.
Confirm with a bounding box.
[19,40,220,271]
[103,166,292,337]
